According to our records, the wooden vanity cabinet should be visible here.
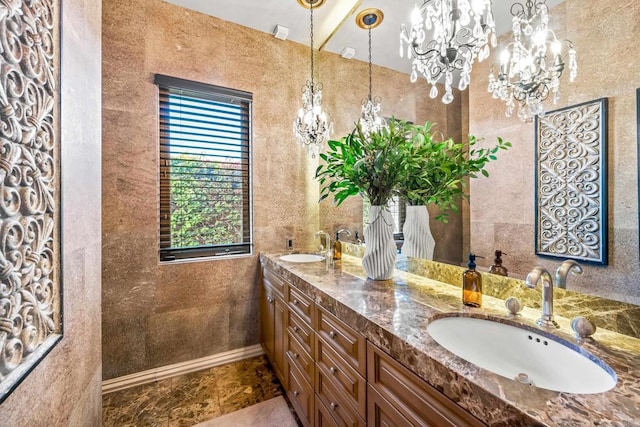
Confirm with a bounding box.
[261,263,486,427]
[260,266,287,381]
[367,343,486,427]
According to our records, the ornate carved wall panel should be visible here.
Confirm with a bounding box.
[0,0,61,402]
[535,98,608,265]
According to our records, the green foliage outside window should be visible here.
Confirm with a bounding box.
[169,154,244,248]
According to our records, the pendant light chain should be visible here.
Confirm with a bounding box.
[368,27,372,101]
[310,1,314,89]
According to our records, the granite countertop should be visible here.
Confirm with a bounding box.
[260,253,640,426]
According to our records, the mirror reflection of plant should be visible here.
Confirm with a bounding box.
[398,121,511,222]
[316,119,408,207]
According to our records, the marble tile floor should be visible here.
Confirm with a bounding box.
[193,396,297,427]
[102,355,298,427]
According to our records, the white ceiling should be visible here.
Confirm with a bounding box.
[163,0,565,76]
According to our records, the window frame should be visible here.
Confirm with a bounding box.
[155,74,254,262]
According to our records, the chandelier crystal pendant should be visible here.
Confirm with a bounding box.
[293,0,332,158]
[357,9,388,138]
[400,0,496,104]
[487,0,577,122]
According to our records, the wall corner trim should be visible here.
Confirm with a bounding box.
[101,344,264,395]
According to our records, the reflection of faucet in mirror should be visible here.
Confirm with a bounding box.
[525,267,559,329]
[555,260,583,289]
[314,230,330,255]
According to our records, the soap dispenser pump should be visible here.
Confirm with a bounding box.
[463,253,483,307]
[333,229,352,260]
[489,250,508,277]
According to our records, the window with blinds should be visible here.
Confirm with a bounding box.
[155,75,253,261]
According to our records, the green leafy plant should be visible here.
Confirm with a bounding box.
[397,121,511,222]
[315,119,511,222]
[315,119,409,206]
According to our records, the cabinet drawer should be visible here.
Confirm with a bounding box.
[286,329,314,387]
[316,367,366,427]
[287,284,314,325]
[287,360,314,427]
[315,305,366,376]
[263,266,287,298]
[287,309,315,357]
[316,334,366,418]
[367,343,486,427]
[315,394,340,427]
[367,383,412,427]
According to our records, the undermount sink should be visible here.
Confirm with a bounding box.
[279,253,325,263]
[427,315,617,394]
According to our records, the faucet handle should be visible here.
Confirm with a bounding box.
[571,316,596,340]
[505,297,522,316]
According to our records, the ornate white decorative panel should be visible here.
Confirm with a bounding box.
[535,98,608,265]
[0,0,61,402]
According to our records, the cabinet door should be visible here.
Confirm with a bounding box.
[273,295,286,381]
[260,283,276,360]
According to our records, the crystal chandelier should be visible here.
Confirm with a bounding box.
[487,0,577,122]
[293,0,332,158]
[357,9,387,138]
[400,0,496,104]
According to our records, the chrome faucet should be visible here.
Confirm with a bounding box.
[525,267,558,329]
[555,260,583,289]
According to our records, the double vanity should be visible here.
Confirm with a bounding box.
[259,252,640,426]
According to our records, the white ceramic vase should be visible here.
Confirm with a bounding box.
[402,205,435,260]
[362,206,397,280]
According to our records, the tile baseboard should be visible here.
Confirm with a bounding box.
[102,344,265,395]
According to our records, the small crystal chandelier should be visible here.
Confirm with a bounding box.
[356,8,387,138]
[487,0,577,122]
[400,0,496,104]
[293,0,332,158]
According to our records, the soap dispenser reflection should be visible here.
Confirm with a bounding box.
[489,250,508,277]
[333,229,351,260]
[463,253,484,307]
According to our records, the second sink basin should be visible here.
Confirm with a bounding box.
[427,315,617,394]
[279,253,325,263]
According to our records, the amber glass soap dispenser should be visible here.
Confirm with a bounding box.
[463,253,482,307]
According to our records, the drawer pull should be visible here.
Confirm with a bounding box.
[293,326,300,332]
[267,296,274,303]
[330,402,339,411]
[293,390,299,398]
[329,331,338,339]
[329,366,338,375]
[292,299,299,305]
[291,351,299,359]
